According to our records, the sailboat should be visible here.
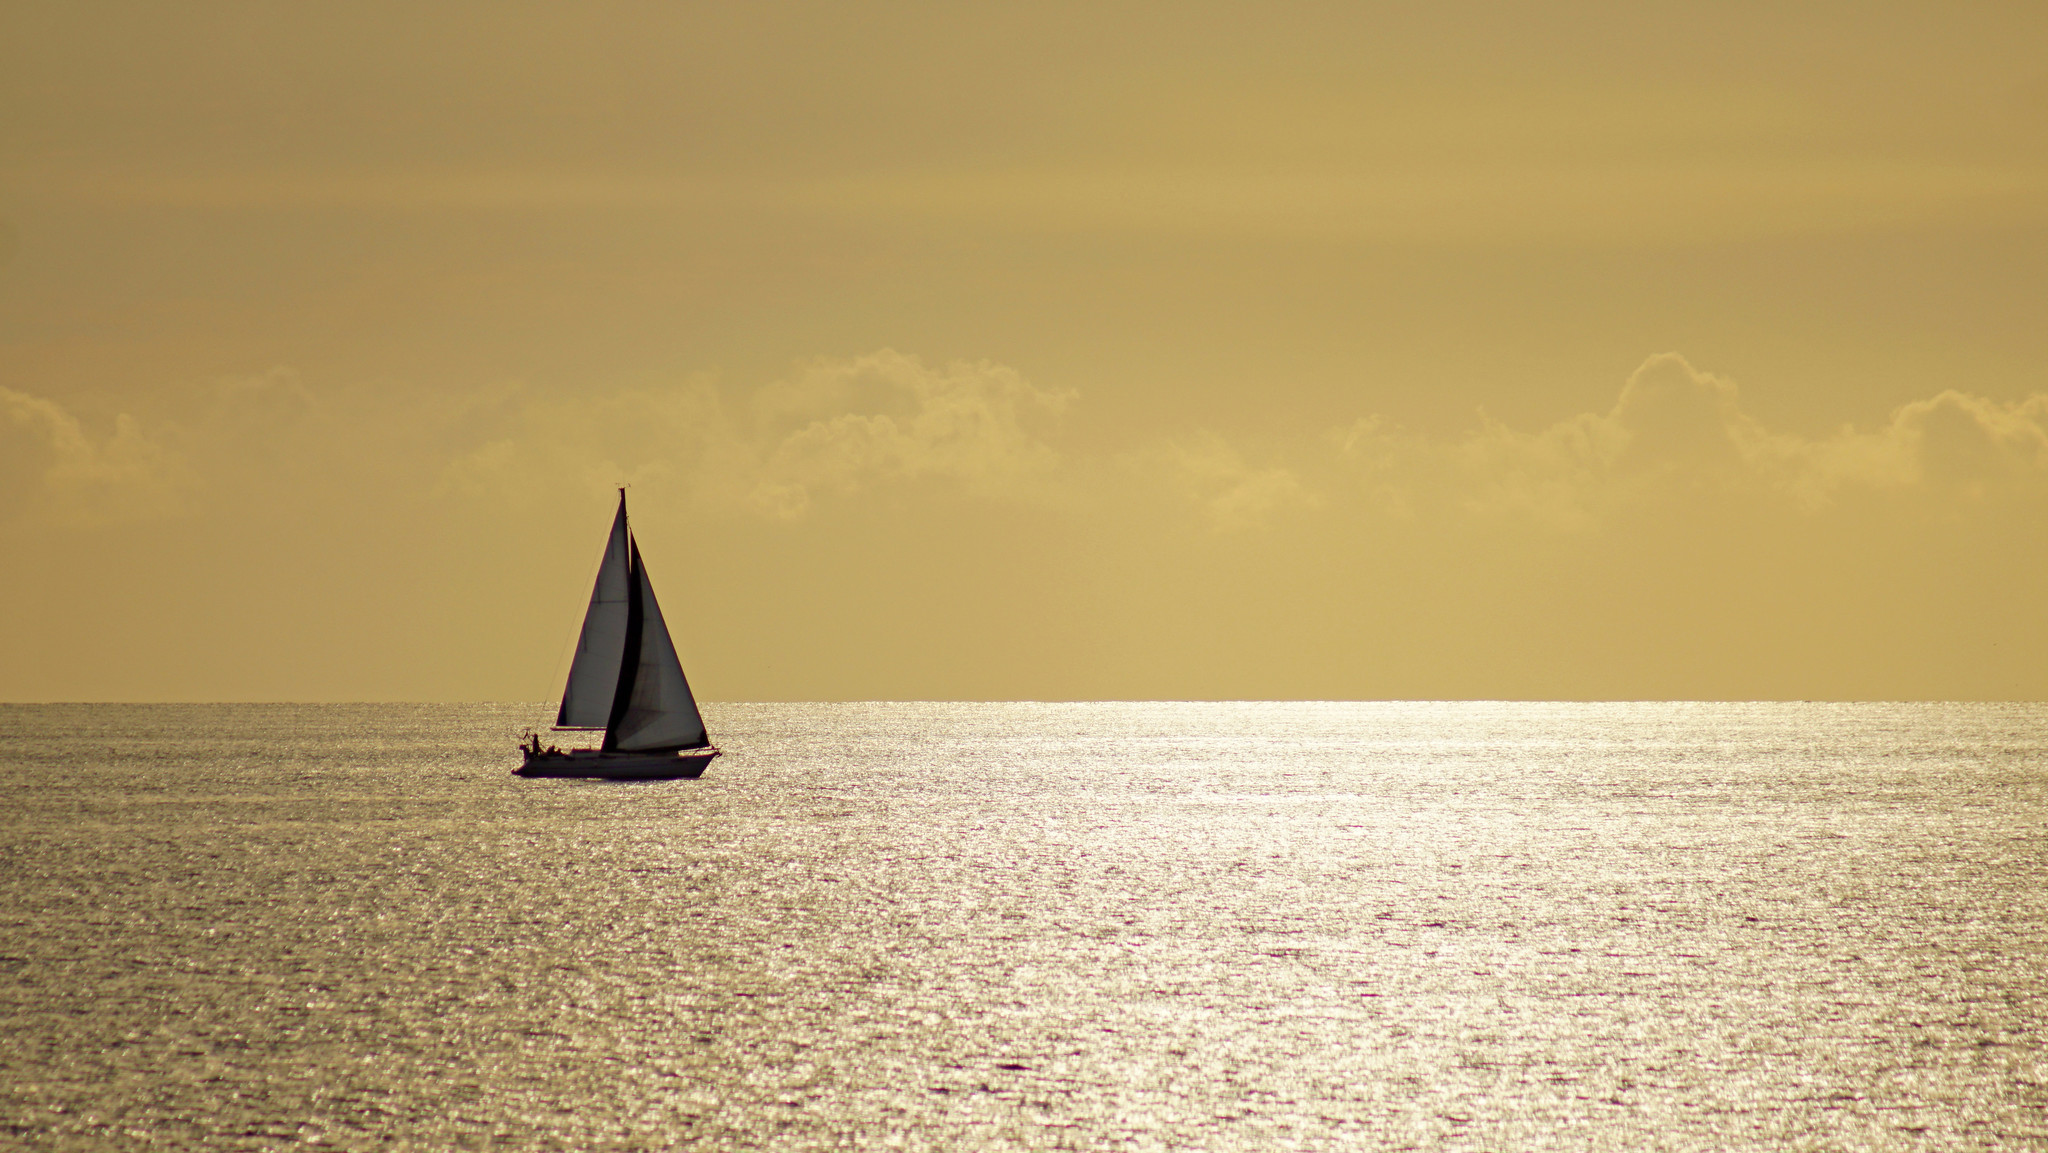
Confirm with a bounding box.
[516,490,720,779]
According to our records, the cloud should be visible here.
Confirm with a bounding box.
[435,377,731,510]
[1891,389,2048,491]
[1335,354,2048,528]
[0,387,188,526]
[1128,431,1318,531]
[744,350,1072,517]
[21,351,2045,542]
[435,351,1073,520]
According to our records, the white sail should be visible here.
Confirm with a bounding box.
[554,496,633,728]
[612,544,711,751]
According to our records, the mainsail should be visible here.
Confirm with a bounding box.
[556,491,711,752]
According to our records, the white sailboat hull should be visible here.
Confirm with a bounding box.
[514,747,720,780]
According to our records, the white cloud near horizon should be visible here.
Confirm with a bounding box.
[1125,432,1318,531]
[435,350,1074,520]
[0,386,188,526]
[7,352,2046,535]
[1335,353,2048,530]
[743,351,1074,518]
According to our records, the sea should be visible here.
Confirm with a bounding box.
[1,702,2044,1151]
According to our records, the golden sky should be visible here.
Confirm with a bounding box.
[4,1,2047,700]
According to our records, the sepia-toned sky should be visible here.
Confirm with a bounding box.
[4,1,2047,701]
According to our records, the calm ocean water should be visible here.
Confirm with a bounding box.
[2,702,2044,1150]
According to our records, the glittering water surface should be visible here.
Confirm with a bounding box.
[2,702,2045,1150]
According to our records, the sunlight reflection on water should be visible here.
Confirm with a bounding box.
[2,701,2044,1149]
